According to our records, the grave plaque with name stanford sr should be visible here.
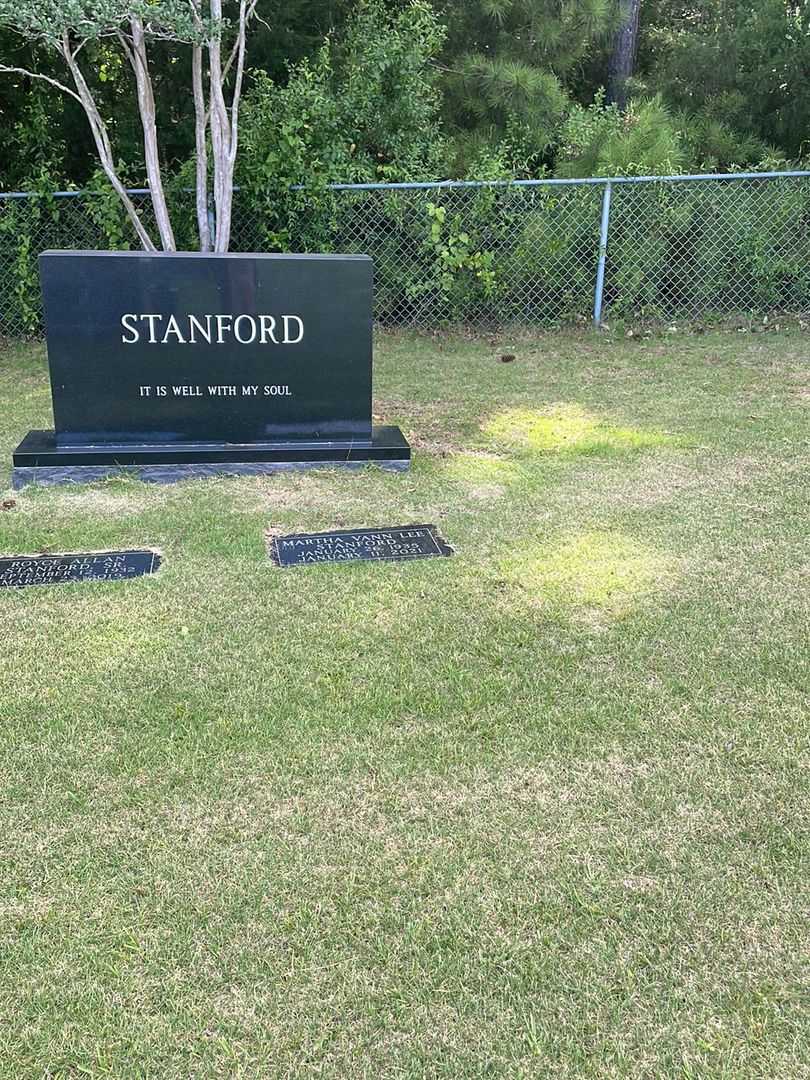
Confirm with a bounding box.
[12,251,410,487]
[0,550,161,588]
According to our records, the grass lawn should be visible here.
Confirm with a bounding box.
[0,327,808,1078]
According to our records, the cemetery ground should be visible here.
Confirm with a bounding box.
[0,326,808,1079]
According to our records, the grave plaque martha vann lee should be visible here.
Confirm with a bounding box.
[12,251,410,488]
[270,525,454,567]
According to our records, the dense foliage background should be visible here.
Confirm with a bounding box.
[1,0,808,195]
[2,0,809,334]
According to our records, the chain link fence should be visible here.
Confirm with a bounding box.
[2,172,810,338]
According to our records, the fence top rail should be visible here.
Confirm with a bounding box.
[0,187,152,200]
[315,170,810,191]
[1,170,810,200]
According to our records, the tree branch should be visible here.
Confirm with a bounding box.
[123,16,176,249]
[227,0,249,169]
[222,0,258,89]
[59,30,156,251]
[115,28,135,68]
[192,41,211,251]
[0,63,83,105]
[208,0,231,250]
[187,0,211,251]
[207,0,260,251]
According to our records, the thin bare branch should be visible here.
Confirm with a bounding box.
[59,30,157,251]
[115,28,135,68]
[227,0,248,169]
[0,63,83,105]
[206,0,261,250]
[252,8,270,34]
[221,0,258,86]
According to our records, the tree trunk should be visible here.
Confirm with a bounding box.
[607,0,641,111]
[127,17,176,251]
[208,0,252,253]
[208,0,231,251]
[60,34,157,251]
[192,43,211,252]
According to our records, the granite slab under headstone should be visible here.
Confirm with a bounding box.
[12,251,410,487]
[270,524,454,567]
[0,549,161,588]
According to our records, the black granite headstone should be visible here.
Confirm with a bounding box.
[12,251,410,487]
[0,549,161,588]
[270,525,454,567]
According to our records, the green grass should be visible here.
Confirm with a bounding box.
[0,327,808,1078]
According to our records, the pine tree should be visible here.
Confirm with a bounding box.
[441,0,616,170]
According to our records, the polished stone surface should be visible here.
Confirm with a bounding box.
[0,550,161,587]
[13,425,409,466]
[40,251,374,445]
[13,251,411,488]
[13,459,409,490]
[270,524,454,567]
[12,426,410,488]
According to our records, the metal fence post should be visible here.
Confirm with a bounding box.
[593,180,613,327]
[3,170,810,338]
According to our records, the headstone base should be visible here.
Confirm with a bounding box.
[12,425,410,489]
